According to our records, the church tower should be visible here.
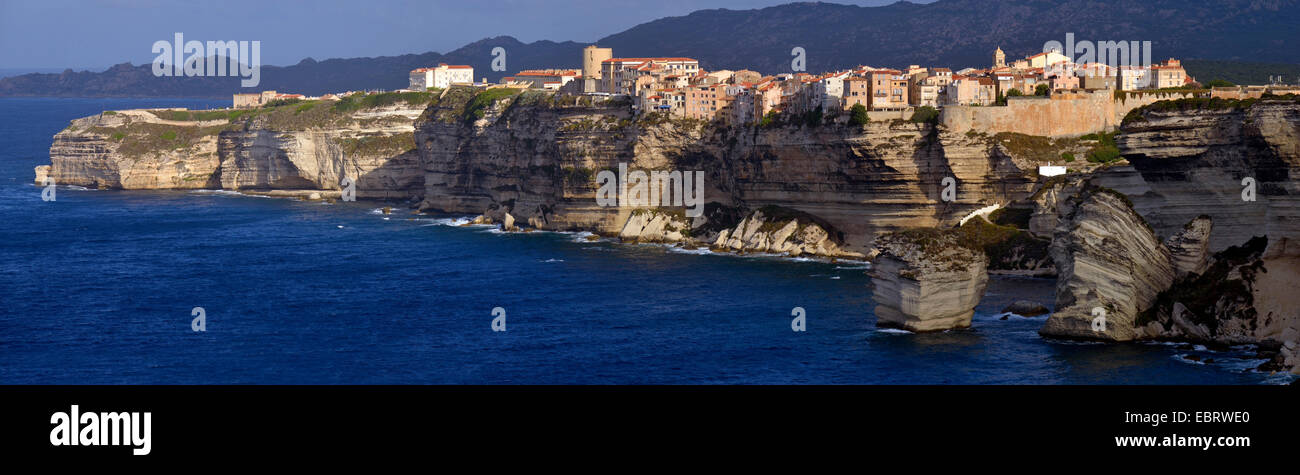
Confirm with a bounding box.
[994,47,1006,69]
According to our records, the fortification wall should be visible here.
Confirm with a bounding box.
[940,89,1201,137]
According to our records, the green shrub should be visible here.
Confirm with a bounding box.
[1087,145,1121,163]
[910,105,939,124]
[333,91,436,113]
[462,88,522,122]
[849,104,869,126]
[262,98,302,108]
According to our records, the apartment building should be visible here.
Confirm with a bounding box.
[601,57,699,95]
[866,69,908,109]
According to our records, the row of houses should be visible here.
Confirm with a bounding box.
[381,45,1198,123]
[504,45,1201,123]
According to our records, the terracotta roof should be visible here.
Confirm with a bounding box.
[514,69,580,77]
[602,57,697,63]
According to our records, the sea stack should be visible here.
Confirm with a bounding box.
[869,229,989,332]
[1040,186,1175,341]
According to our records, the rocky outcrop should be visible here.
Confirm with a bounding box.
[43,87,1046,258]
[619,209,690,243]
[1002,300,1049,317]
[44,98,427,199]
[415,87,1038,256]
[1040,186,1176,341]
[1027,176,1082,239]
[1164,215,1213,279]
[869,229,989,332]
[709,207,856,257]
[1139,236,1300,363]
[1097,100,1300,253]
[33,165,50,184]
[1051,99,1300,373]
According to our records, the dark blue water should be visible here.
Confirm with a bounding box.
[0,97,1290,384]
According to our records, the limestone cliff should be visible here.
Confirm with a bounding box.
[1054,98,1300,372]
[1096,99,1300,252]
[44,87,1048,258]
[415,87,1038,256]
[43,95,429,199]
[1138,234,1300,371]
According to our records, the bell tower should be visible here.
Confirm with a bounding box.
[994,47,1006,68]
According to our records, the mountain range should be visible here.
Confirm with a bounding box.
[2,0,1298,98]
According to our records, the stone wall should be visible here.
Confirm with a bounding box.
[940,89,1201,138]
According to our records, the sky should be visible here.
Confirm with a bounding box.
[0,0,927,70]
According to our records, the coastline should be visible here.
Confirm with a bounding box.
[27,90,1300,378]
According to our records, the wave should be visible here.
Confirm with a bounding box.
[666,246,714,255]
[188,189,271,198]
[875,328,913,335]
[400,214,868,268]
[415,216,477,227]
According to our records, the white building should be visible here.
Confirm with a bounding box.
[1118,66,1152,91]
[409,64,475,90]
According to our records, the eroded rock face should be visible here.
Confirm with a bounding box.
[619,209,689,243]
[45,103,426,199]
[1040,187,1175,341]
[869,230,989,332]
[710,208,855,257]
[1165,215,1213,279]
[1098,101,1300,253]
[1140,236,1300,357]
[415,87,1038,257]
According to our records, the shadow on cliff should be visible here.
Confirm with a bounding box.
[356,148,426,200]
[910,122,960,224]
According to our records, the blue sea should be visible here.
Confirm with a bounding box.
[0,97,1290,384]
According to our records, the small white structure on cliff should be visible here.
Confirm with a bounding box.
[1039,165,1067,177]
[409,64,474,91]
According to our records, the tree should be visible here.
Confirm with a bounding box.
[1006,88,1023,97]
[910,105,939,124]
[849,104,870,126]
[805,106,824,126]
[1206,79,1235,88]
[1034,84,1050,96]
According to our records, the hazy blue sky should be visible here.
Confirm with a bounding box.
[0,0,927,70]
